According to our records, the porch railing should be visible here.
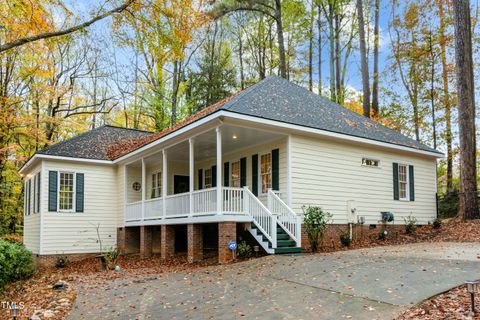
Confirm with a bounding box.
[268,189,301,248]
[223,187,244,214]
[125,200,142,222]
[244,187,276,248]
[192,188,217,215]
[165,193,190,217]
[144,197,163,220]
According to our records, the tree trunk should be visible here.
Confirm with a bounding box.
[317,1,322,96]
[171,59,180,126]
[335,12,342,104]
[371,0,380,116]
[429,32,437,150]
[238,30,245,90]
[308,2,314,91]
[452,0,479,219]
[274,0,287,79]
[438,0,453,192]
[357,0,370,117]
[328,2,336,102]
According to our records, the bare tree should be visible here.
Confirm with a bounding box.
[357,0,370,117]
[371,0,380,116]
[452,0,479,219]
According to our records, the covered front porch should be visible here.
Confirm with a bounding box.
[122,122,301,254]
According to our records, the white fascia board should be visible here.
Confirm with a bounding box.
[113,112,223,164]
[218,111,445,159]
[19,154,113,175]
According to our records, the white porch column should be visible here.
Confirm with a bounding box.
[216,127,222,215]
[141,158,146,221]
[162,149,167,218]
[124,165,128,222]
[189,138,194,217]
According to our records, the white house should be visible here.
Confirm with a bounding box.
[20,76,442,263]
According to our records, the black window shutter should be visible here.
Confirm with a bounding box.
[223,162,229,186]
[212,165,217,187]
[240,157,247,187]
[392,163,399,200]
[48,171,58,212]
[272,148,279,191]
[26,179,31,215]
[409,165,415,201]
[36,172,41,213]
[252,154,258,196]
[76,173,84,213]
[198,169,203,190]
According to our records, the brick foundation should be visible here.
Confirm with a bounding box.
[140,226,153,258]
[161,225,175,260]
[301,223,405,251]
[34,253,98,267]
[187,224,203,263]
[152,226,162,254]
[218,222,236,264]
[117,227,126,254]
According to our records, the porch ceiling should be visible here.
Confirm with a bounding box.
[151,124,285,163]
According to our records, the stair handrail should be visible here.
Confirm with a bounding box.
[243,187,276,248]
[268,189,301,248]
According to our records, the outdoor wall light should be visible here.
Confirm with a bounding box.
[465,280,479,313]
[232,134,237,140]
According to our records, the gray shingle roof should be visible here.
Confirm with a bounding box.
[37,125,153,160]
[218,76,439,154]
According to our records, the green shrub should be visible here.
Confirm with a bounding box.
[432,217,442,229]
[237,241,252,258]
[0,239,35,289]
[438,192,458,218]
[338,228,352,247]
[104,247,120,270]
[404,215,418,234]
[302,206,332,252]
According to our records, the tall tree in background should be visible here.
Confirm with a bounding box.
[452,0,479,219]
[438,0,454,192]
[357,0,371,117]
[371,0,380,116]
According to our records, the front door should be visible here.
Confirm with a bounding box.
[174,175,189,194]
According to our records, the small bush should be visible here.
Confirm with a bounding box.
[237,241,252,258]
[338,229,352,247]
[404,215,418,234]
[104,247,120,270]
[437,192,459,219]
[55,254,69,268]
[0,234,23,244]
[432,218,442,229]
[378,229,388,240]
[0,239,35,289]
[302,206,332,252]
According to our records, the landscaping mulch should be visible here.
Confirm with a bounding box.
[1,218,480,320]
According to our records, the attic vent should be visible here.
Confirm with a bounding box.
[362,158,379,167]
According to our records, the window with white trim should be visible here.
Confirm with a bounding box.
[231,161,240,188]
[59,172,75,211]
[33,172,40,213]
[398,164,408,200]
[260,153,272,194]
[362,158,379,167]
[151,171,162,198]
[204,168,212,188]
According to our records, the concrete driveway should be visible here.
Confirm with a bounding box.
[69,242,480,319]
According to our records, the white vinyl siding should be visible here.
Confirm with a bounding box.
[40,160,118,254]
[23,164,41,254]
[291,134,436,225]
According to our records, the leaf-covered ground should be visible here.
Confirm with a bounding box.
[1,219,479,320]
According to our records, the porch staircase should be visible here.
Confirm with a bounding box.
[244,188,302,255]
[249,223,302,254]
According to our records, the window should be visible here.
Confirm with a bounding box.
[204,168,212,188]
[151,172,162,198]
[59,172,75,211]
[398,164,408,200]
[260,153,272,194]
[231,161,240,188]
[24,179,31,216]
[33,172,40,213]
[362,158,380,167]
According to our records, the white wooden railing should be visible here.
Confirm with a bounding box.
[165,193,190,217]
[125,200,142,222]
[223,187,244,214]
[244,187,276,248]
[268,189,301,248]
[192,188,217,215]
[144,197,163,220]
